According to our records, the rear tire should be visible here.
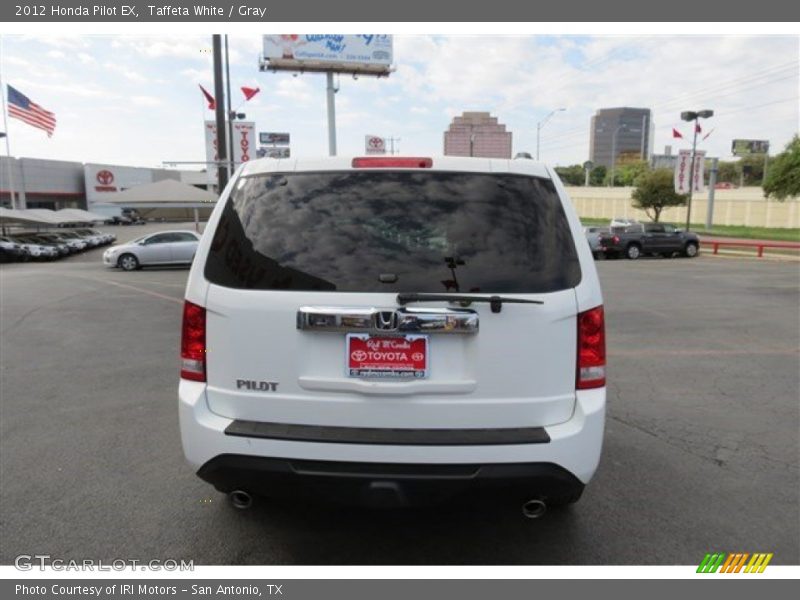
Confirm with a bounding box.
[684,242,698,258]
[625,244,641,260]
[118,253,140,271]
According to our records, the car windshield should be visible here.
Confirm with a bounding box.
[204,171,581,293]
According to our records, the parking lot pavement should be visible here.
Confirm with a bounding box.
[0,249,797,565]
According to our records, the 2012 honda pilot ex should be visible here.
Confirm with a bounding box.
[179,156,606,514]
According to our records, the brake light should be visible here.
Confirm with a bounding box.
[352,157,433,169]
[181,301,206,382]
[577,305,606,389]
[612,235,620,244]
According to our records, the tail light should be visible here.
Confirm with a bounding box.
[352,157,432,169]
[577,305,606,389]
[612,235,620,244]
[181,301,206,382]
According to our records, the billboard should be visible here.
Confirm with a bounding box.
[674,149,706,194]
[205,121,256,184]
[732,139,769,156]
[257,147,291,159]
[262,35,393,75]
[260,132,290,145]
[365,135,386,155]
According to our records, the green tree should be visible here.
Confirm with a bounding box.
[763,135,800,200]
[631,168,688,222]
[589,165,606,186]
[554,164,585,186]
[603,160,650,187]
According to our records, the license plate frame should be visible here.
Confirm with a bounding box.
[346,333,429,379]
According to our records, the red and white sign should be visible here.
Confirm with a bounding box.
[365,135,386,155]
[347,334,428,379]
[674,149,706,194]
[205,121,256,185]
[94,169,117,192]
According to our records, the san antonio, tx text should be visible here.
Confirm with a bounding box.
[16,585,281,596]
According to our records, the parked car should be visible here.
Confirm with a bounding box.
[609,217,640,228]
[103,230,201,271]
[583,226,610,259]
[599,222,700,259]
[0,237,29,262]
[13,235,70,257]
[3,237,57,261]
[180,156,606,514]
[36,232,87,253]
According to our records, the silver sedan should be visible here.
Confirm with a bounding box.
[103,230,201,271]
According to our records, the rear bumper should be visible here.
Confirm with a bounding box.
[197,455,584,507]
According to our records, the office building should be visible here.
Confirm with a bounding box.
[443,112,513,159]
[589,107,654,168]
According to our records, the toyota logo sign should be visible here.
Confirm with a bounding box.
[96,170,114,185]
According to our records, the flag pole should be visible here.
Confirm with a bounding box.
[0,36,19,210]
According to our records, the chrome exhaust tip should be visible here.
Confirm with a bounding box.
[522,498,547,519]
[229,490,253,510]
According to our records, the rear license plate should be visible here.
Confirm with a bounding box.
[346,334,428,379]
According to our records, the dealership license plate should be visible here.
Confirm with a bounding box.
[346,334,428,379]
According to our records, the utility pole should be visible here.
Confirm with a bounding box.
[326,72,338,156]
[387,136,400,155]
[212,35,228,191]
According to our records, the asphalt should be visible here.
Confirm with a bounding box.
[1,224,798,565]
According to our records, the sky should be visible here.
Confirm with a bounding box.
[1,34,798,170]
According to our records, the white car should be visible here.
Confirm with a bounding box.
[610,217,640,228]
[103,230,201,271]
[179,156,606,516]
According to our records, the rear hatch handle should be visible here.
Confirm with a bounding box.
[397,293,543,313]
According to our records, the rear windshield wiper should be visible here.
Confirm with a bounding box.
[396,293,543,314]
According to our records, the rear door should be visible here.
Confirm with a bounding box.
[171,232,200,263]
[201,169,583,430]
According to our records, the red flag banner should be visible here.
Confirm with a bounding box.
[695,123,702,133]
[241,86,260,101]
[199,85,216,110]
[672,128,683,139]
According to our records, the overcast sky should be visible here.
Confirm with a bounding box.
[1,34,798,169]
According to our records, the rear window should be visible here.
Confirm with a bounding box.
[204,171,582,293]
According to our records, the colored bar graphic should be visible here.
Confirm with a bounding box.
[697,552,771,573]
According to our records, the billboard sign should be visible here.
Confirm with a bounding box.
[365,135,386,155]
[674,150,706,194]
[262,35,393,75]
[731,139,769,156]
[257,147,291,159]
[205,121,256,184]
[260,132,290,145]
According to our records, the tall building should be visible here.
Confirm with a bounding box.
[589,107,654,169]
[443,112,512,159]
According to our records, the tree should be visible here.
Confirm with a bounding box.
[604,160,650,187]
[589,165,606,186]
[631,168,688,222]
[554,164,585,186]
[763,135,800,200]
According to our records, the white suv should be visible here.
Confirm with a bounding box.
[179,156,606,515]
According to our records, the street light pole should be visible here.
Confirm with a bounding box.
[681,109,714,231]
[536,108,565,161]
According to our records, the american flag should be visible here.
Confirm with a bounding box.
[7,85,56,137]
